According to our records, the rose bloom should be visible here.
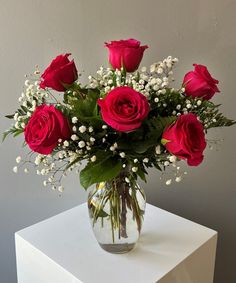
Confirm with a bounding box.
[40,53,78,92]
[105,39,148,72]
[24,105,71,155]
[98,86,150,132]
[183,64,220,100]
[162,113,206,166]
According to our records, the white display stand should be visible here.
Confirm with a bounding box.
[15,203,217,283]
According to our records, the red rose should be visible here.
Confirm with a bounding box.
[105,39,148,72]
[40,53,78,92]
[183,64,220,100]
[162,113,206,166]
[97,86,150,132]
[24,105,71,155]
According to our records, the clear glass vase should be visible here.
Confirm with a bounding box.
[87,169,146,254]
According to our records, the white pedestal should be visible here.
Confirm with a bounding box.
[15,203,217,283]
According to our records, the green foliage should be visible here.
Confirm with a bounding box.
[68,88,103,127]
[5,114,14,119]
[2,128,23,142]
[118,116,176,154]
[80,151,123,189]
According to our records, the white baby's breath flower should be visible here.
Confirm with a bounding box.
[48,176,54,182]
[155,145,161,155]
[90,137,95,143]
[125,177,130,183]
[164,161,170,166]
[88,126,93,133]
[79,125,86,133]
[150,78,157,85]
[143,158,149,163]
[71,134,78,141]
[14,113,19,121]
[58,186,64,193]
[134,159,138,163]
[72,117,78,124]
[24,80,30,86]
[132,167,138,173]
[63,140,69,147]
[41,169,47,175]
[166,179,172,185]
[197,100,202,106]
[150,64,156,73]
[186,104,192,109]
[13,166,18,173]
[78,141,85,148]
[102,125,108,129]
[21,122,25,129]
[58,152,64,159]
[119,152,126,158]
[157,68,163,74]
[169,155,177,163]
[105,86,111,92]
[91,155,96,162]
[16,156,21,164]
[141,66,147,72]
[175,176,182,183]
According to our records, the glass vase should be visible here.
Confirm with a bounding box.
[87,169,146,254]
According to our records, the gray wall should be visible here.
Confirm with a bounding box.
[0,0,235,282]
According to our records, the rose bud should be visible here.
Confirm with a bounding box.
[183,64,220,100]
[40,53,78,92]
[24,105,71,154]
[98,86,150,132]
[105,39,148,72]
[162,113,206,166]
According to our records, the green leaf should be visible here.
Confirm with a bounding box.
[2,128,23,142]
[80,153,122,190]
[130,116,176,154]
[71,89,99,118]
[136,168,147,182]
[2,130,11,142]
[13,130,23,137]
[5,114,14,119]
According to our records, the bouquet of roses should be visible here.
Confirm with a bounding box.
[3,38,235,252]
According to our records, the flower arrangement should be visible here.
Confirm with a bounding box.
[3,38,235,252]
[4,38,234,189]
